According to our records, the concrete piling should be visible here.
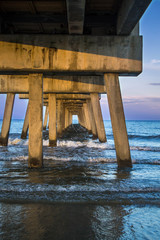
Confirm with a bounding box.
[83,103,92,134]
[87,99,98,139]
[90,93,106,143]
[49,94,57,147]
[0,93,15,146]
[104,74,132,168]
[28,74,43,168]
[21,102,29,139]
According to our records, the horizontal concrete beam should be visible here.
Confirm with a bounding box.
[66,0,86,34]
[117,0,151,35]
[0,75,105,93]
[19,93,91,100]
[0,35,142,75]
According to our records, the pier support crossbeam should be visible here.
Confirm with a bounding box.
[104,73,132,168]
[28,74,43,168]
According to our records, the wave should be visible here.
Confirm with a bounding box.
[128,134,160,140]
[130,146,160,152]
[8,138,115,150]
[7,138,160,153]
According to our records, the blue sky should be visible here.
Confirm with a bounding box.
[0,0,160,120]
[101,0,160,120]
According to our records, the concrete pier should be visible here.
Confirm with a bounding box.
[0,0,151,168]
[28,74,43,168]
[91,93,106,143]
[49,94,57,147]
[87,100,98,139]
[65,108,69,129]
[21,102,29,139]
[104,74,132,167]
[43,106,49,130]
[0,93,15,146]
[83,103,92,134]
[57,100,63,137]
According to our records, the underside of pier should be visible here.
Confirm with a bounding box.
[0,0,152,168]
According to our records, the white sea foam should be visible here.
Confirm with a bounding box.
[7,138,114,150]
[8,138,22,145]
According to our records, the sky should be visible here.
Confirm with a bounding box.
[101,0,160,120]
[0,0,160,120]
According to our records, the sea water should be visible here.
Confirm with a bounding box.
[0,120,160,239]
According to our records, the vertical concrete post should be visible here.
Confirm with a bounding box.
[80,108,86,128]
[0,93,15,146]
[61,103,65,131]
[87,99,98,139]
[90,93,106,143]
[49,94,57,146]
[21,102,29,139]
[78,111,83,126]
[43,106,49,130]
[104,73,132,167]
[82,106,87,129]
[83,103,92,134]
[65,108,69,129]
[69,111,72,126]
[29,74,43,168]
[57,100,63,137]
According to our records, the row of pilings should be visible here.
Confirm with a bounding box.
[0,74,132,168]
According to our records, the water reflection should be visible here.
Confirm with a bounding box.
[0,203,127,240]
[1,202,159,240]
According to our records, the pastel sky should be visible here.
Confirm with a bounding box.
[101,0,160,120]
[0,0,160,120]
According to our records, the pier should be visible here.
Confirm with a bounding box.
[0,0,151,168]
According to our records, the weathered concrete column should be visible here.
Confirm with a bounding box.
[87,99,98,139]
[29,74,43,168]
[0,93,15,146]
[21,102,29,139]
[57,100,63,137]
[61,104,65,131]
[81,107,86,129]
[43,106,49,130]
[90,93,106,143]
[83,103,92,134]
[78,111,83,127]
[49,94,57,146]
[68,111,72,126]
[81,108,86,128]
[65,108,69,129]
[104,73,132,167]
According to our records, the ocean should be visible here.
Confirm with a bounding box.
[0,120,160,239]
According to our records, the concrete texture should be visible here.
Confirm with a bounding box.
[28,74,43,168]
[87,99,98,139]
[0,93,15,146]
[0,35,142,75]
[104,73,132,167]
[0,75,105,93]
[91,93,106,143]
[21,102,29,139]
[49,94,57,146]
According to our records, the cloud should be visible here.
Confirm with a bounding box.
[151,59,160,64]
[149,83,160,86]
[123,96,160,104]
[144,59,160,70]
